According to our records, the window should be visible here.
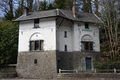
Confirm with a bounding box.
[34,59,37,64]
[85,22,89,29]
[64,31,67,38]
[64,45,67,51]
[81,41,93,51]
[30,40,44,51]
[34,19,39,28]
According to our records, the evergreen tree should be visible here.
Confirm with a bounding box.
[54,0,66,9]
[0,21,18,64]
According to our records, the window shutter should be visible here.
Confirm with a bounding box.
[30,41,35,51]
[40,40,44,50]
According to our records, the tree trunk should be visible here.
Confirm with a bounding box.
[83,0,92,13]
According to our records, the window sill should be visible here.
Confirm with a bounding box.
[30,50,44,52]
[81,50,95,52]
[33,27,40,29]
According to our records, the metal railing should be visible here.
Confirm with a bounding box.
[94,68,120,73]
[59,69,78,73]
[59,68,120,74]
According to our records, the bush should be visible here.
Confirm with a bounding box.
[94,61,120,69]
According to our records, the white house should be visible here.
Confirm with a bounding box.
[15,8,101,78]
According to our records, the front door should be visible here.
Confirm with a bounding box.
[85,57,92,70]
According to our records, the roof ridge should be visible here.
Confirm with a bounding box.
[29,9,57,14]
[14,9,101,23]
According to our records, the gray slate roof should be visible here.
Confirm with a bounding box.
[15,9,101,23]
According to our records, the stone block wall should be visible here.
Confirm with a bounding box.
[57,52,100,71]
[16,51,57,79]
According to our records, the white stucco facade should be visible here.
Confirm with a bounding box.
[18,17,100,52]
[56,20,100,52]
[18,18,56,52]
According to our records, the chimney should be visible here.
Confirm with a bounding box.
[72,6,76,17]
[72,0,77,18]
[23,6,29,16]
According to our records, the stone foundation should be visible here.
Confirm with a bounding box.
[17,51,100,78]
[16,51,57,79]
[57,51,100,71]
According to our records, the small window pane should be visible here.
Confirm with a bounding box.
[85,23,89,29]
[35,40,40,50]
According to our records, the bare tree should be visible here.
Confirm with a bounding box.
[94,0,99,15]
[0,0,15,20]
[26,0,33,11]
[82,0,92,13]
[15,0,25,18]
[100,0,119,60]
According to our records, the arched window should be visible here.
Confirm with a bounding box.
[29,33,44,51]
[81,35,93,52]
[81,35,93,42]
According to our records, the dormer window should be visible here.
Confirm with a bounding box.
[34,19,39,28]
[85,22,89,29]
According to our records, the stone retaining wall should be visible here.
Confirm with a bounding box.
[17,51,57,79]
